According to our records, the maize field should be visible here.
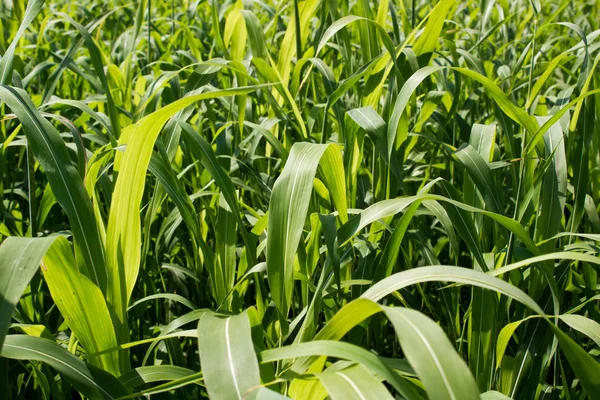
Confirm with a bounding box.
[0,0,599,399]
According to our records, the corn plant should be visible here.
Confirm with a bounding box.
[0,0,599,399]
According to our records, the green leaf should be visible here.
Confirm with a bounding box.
[319,362,395,400]
[489,251,600,277]
[453,144,501,213]
[261,340,422,399]
[374,180,439,283]
[550,325,600,397]
[0,0,44,85]
[106,85,261,343]
[240,10,268,59]
[127,293,197,312]
[524,88,600,155]
[0,86,107,292]
[267,142,346,316]
[117,372,203,399]
[479,391,513,400]
[42,236,121,375]
[215,193,238,305]
[315,14,402,81]
[559,314,600,348]
[387,67,540,162]
[0,236,56,349]
[118,365,198,389]
[495,317,536,370]
[248,387,291,400]
[413,0,456,58]
[346,106,388,163]
[361,266,545,316]
[148,151,214,271]
[469,286,497,391]
[1,335,128,399]
[382,306,480,400]
[197,311,260,400]
[535,116,566,248]
[178,120,255,271]
[338,191,541,260]
[526,53,568,109]
[276,0,321,83]
[338,196,419,244]
[56,13,121,139]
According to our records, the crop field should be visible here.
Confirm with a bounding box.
[0,0,599,398]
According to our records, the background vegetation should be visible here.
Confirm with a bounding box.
[0,0,599,398]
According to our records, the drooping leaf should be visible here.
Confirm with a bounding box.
[1,335,128,399]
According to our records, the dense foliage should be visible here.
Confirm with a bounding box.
[0,0,599,399]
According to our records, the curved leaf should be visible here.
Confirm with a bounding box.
[361,266,545,315]
[1,335,128,399]
[382,306,480,400]
[0,86,107,291]
[267,142,346,316]
[106,85,262,342]
[319,362,394,400]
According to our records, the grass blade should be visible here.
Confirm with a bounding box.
[197,311,260,400]
[42,236,120,375]
[267,142,346,316]
[1,335,128,399]
[0,236,56,349]
[0,86,107,291]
